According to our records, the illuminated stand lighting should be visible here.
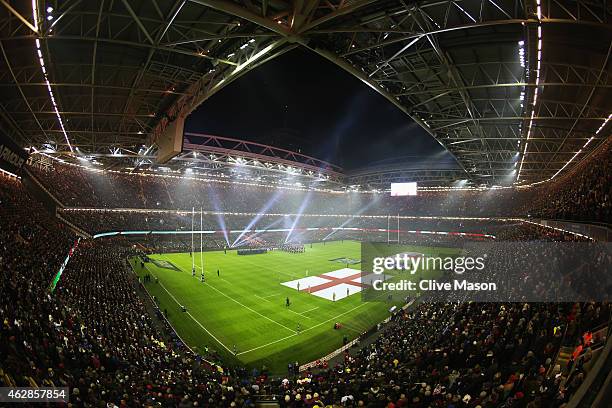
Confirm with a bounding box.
[517,0,544,182]
[32,1,73,153]
[91,227,496,241]
[522,219,593,240]
[548,113,612,180]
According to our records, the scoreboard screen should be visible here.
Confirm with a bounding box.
[390,182,417,196]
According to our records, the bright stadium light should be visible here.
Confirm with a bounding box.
[31,4,73,153]
[517,7,544,183]
[549,113,610,181]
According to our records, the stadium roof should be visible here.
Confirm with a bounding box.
[1,0,610,187]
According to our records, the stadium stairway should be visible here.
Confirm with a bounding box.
[254,400,280,408]
[556,346,575,373]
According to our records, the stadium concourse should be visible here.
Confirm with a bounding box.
[0,137,609,407]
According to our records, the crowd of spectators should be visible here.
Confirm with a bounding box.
[59,208,507,237]
[0,175,256,406]
[1,174,610,407]
[525,138,611,222]
[29,164,533,218]
[284,300,610,408]
[0,176,77,387]
[29,139,611,224]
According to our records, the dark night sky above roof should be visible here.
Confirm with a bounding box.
[186,48,458,171]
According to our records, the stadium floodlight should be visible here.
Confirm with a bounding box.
[234,43,275,74]
[32,20,73,153]
[517,13,544,183]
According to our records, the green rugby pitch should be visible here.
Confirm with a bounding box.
[131,241,451,373]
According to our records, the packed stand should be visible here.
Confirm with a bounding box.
[29,141,611,223]
[30,163,533,218]
[58,208,506,237]
[526,138,611,222]
[1,175,610,407]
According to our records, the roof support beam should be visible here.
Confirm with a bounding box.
[0,0,39,34]
[304,42,471,180]
[18,35,238,65]
[120,0,155,44]
[188,0,290,35]
[47,0,83,33]
[0,40,48,144]
[545,42,612,174]
[298,0,379,33]
[91,0,105,134]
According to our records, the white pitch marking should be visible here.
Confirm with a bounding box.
[141,264,234,354]
[281,275,329,290]
[254,294,271,303]
[285,307,312,319]
[203,281,297,334]
[237,301,370,356]
[280,269,392,301]
[300,306,319,315]
[186,311,234,354]
[321,267,361,279]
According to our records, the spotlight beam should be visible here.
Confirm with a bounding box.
[322,197,379,241]
[234,217,285,247]
[207,185,230,246]
[231,190,283,247]
[284,190,313,243]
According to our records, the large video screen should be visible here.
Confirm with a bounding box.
[390,182,417,196]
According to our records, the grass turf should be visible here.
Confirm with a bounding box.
[131,240,454,373]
